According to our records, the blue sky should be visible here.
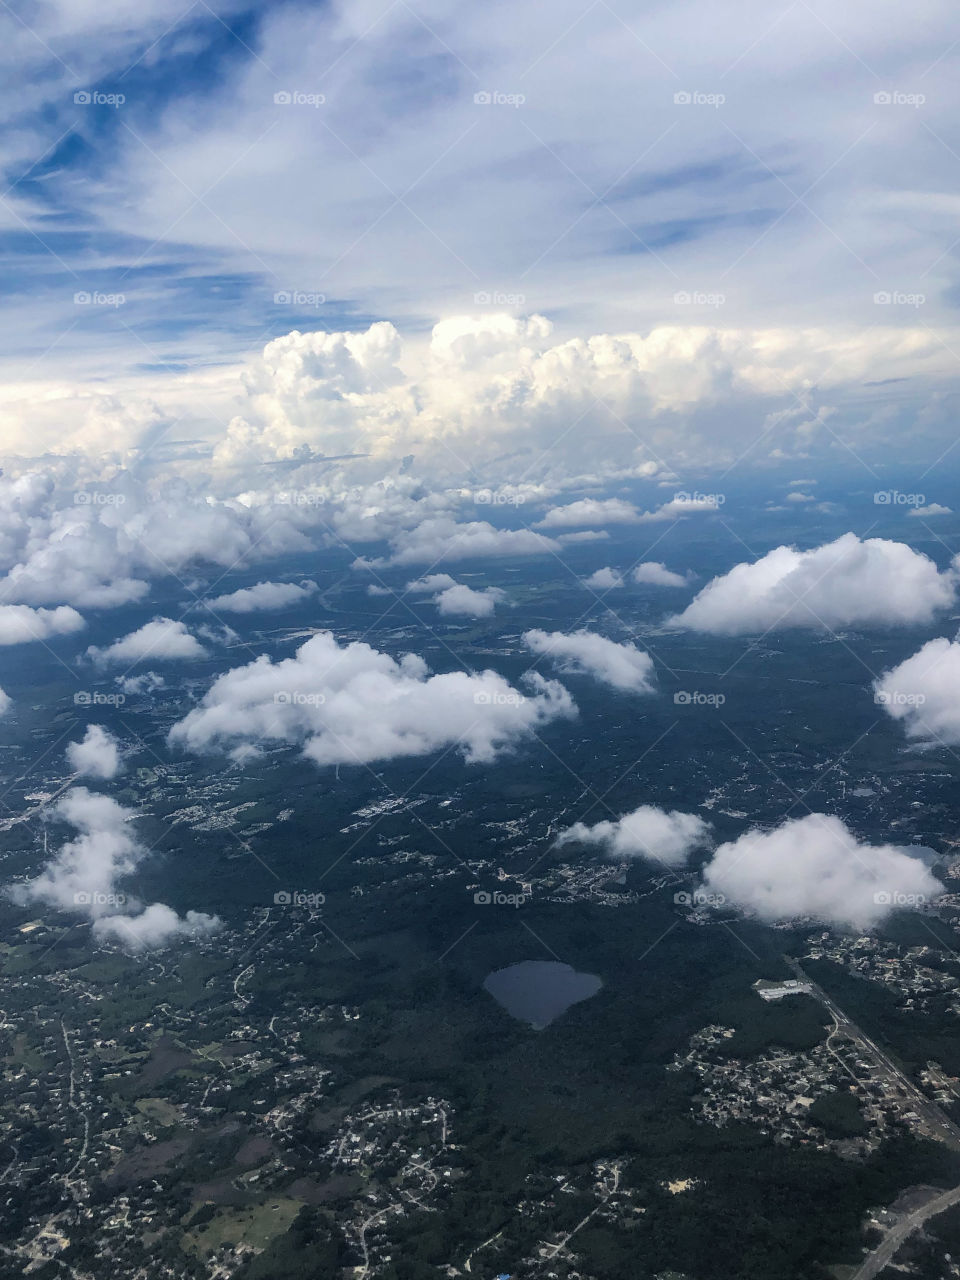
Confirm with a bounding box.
[1,0,960,477]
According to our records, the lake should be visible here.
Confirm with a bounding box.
[483,960,603,1030]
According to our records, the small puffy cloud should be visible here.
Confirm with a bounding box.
[785,491,816,504]
[582,567,623,589]
[699,813,941,929]
[557,805,711,866]
[633,562,689,587]
[0,687,11,717]
[523,628,656,693]
[671,534,956,635]
[93,903,220,951]
[207,579,318,612]
[87,617,208,666]
[0,604,84,646]
[11,788,219,949]
[66,724,120,780]
[908,503,952,518]
[116,671,165,695]
[169,631,575,767]
[646,494,723,520]
[875,638,960,744]
[436,584,505,617]
[556,530,610,545]
[372,518,561,566]
[537,498,641,528]
[407,573,506,617]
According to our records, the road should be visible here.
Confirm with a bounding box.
[786,958,960,1276]
[785,959,960,1150]
[848,1182,960,1280]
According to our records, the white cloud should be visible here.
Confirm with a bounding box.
[66,724,121,780]
[785,491,816,503]
[406,572,506,617]
[116,671,165,695]
[633,562,689,587]
[908,503,952,518]
[557,804,711,866]
[93,903,220,951]
[556,530,610,545]
[875,638,960,744]
[11,788,220,949]
[537,498,641,528]
[0,687,10,717]
[368,517,561,566]
[0,604,84,646]
[523,628,656,693]
[169,631,576,767]
[87,617,208,666]
[582,567,624,589]
[207,579,318,612]
[700,813,942,929]
[671,534,957,634]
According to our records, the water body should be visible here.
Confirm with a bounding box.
[483,960,603,1030]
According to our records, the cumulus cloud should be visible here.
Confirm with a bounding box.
[366,517,561,566]
[406,573,506,617]
[206,579,318,612]
[523,628,656,693]
[169,631,575,767]
[875,638,960,744]
[87,617,208,666]
[633,562,689,587]
[0,687,11,717]
[93,903,220,951]
[0,604,84,646]
[908,503,952,518]
[557,805,711,866]
[11,788,220,949]
[66,725,121,779]
[671,535,957,634]
[582,567,624,589]
[699,813,941,929]
[537,498,641,528]
[556,530,610,545]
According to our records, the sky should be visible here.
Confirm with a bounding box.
[1,0,960,478]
